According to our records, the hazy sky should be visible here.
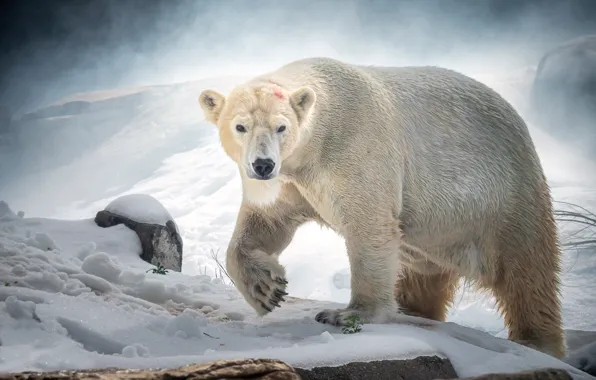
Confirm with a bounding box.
[1,0,596,118]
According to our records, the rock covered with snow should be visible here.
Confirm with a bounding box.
[94,194,183,272]
[104,194,179,232]
[0,201,25,221]
[0,201,16,219]
[296,356,458,380]
[565,330,596,377]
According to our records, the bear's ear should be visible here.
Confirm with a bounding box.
[198,90,226,125]
[289,87,316,124]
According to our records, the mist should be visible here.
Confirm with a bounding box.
[1,0,596,217]
[3,0,595,115]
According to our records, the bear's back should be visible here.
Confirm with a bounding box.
[268,57,548,241]
[272,57,534,149]
[274,57,541,180]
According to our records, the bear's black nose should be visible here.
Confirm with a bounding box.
[252,158,275,179]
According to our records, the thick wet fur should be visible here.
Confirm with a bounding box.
[198,57,566,359]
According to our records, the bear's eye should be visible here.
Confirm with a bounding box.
[235,124,247,133]
[276,125,286,133]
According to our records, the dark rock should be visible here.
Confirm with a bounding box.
[94,209,183,272]
[564,329,596,377]
[565,329,596,353]
[530,34,596,155]
[448,368,572,380]
[295,355,457,380]
[566,340,596,377]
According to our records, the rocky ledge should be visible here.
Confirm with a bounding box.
[0,357,572,380]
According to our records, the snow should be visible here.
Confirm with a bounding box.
[0,210,593,378]
[0,65,595,378]
[104,194,177,229]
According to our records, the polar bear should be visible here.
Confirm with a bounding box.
[198,57,565,359]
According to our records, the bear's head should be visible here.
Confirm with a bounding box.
[198,83,316,181]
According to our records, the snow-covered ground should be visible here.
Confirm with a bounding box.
[0,202,593,379]
[1,62,595,378]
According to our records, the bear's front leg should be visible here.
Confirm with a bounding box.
[226,246,289,316]
[315,222,401,326]
[225,195,314,316]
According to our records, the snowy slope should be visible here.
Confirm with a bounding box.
[0,205,593,379]
[1,76,247,218]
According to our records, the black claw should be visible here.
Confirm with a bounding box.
[275,277,288,285]
[315,312,328,323]
[270,300,281,308]
[260,302,273,313]
[274,289,288,297]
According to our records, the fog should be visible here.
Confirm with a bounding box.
[1,0,595,217]
[3,0,595,116]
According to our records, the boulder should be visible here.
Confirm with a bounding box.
[94,194,183,272]
[530,34,596,155]
[451,368,572,380]
[295,355,457,379]
[565,332,596,377]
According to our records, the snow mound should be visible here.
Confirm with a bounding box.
[104,194,176,229]
[0,202,592,379]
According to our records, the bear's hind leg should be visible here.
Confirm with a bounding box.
[315,222,400,326]
[395,266,460,321]
[488,212,566,359]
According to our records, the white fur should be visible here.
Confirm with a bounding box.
[241,174,283,207]
[198,57,565,358]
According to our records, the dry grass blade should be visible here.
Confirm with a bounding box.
[210,248,235,286]
[554,201,596,251]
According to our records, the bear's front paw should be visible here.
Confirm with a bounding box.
[239,258,289,316]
